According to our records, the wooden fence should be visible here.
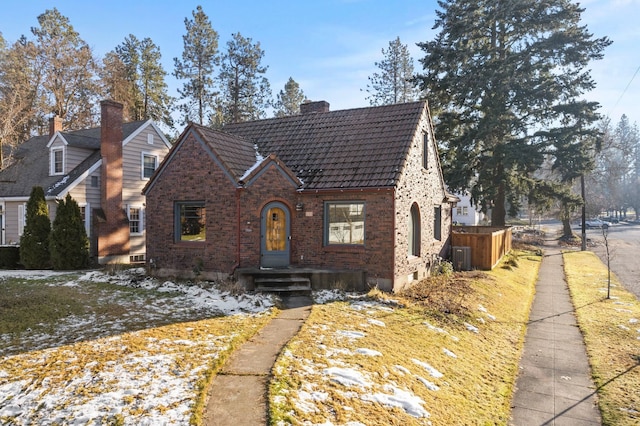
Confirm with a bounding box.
[451,226,512,270]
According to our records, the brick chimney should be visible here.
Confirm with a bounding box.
[300,100,330,114]
[49,116,63,138]
[96,100,130,263]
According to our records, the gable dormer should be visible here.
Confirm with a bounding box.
[47,116,66,176]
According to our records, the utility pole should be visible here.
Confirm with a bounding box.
[581,174,586,251]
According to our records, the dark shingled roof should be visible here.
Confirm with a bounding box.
[223,101,427,190]
[191,125,258,182]
[0,120,148,198]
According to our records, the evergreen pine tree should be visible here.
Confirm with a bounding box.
[365,37,420,106]
[416,0,611,225]
[274,77,305,117]
[217,32,272,125]
[19,186,51,269]
[173,5,219,126]
[49,194,89,270]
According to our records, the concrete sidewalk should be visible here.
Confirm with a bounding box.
[202,295,312,426]
[510,247,601,425]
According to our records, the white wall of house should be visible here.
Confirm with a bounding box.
[452,192,485,225]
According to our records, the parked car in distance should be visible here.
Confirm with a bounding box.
[585,218,611,229]
[601,216,619,223]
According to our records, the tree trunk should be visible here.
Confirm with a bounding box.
[491,180,506,226]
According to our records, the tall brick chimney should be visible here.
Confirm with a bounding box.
[96,100,130,263]
[49,116,63,138]
[300,100,330,114]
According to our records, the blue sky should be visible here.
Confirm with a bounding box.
[1,0,638,127]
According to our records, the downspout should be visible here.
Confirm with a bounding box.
[391,188,396,291]
[232,186,242,274]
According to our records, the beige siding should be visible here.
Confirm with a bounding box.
[47,137,93,175]
[3,201,23,244]
[122,128,169,202]
[2,200,57,245]
[65,146,93,173]
[68,169,101,206]
[122,126,170,257]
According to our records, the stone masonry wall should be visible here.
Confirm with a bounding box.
[393,110,452,291]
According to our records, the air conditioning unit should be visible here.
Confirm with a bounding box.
[452,246,471,271]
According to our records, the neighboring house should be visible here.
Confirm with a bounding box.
[452,192,486,226]
[143,100,458,292]
[0,100,171,264]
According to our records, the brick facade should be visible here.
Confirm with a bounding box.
[145,102,454,292]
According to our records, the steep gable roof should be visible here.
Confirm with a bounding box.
[223,101,427,190]
[0,120,151,199]
[192,124,258,182]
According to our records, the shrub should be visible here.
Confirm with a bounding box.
[19,186,51,269]
[0,246,20,268]
[49,194,89,270]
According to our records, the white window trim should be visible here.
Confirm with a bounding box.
[127,205,144,236]
[147,133,154,145]
[18,203,26,236]
[51,147,65,176]
[78,202,91,235]
[141,152,158,180]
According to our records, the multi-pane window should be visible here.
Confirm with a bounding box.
[456,206,469,216]
[324,202,365,245]
[52,149,64,174]
[176,202,206,242]
[129,207,141,234]
[142,154,158,179]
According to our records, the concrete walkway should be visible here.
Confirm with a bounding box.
[510,247,601,425]
[202,295,312,426]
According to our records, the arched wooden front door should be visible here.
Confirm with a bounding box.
[260,202,290,268]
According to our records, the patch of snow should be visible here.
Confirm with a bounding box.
[323,367,372,388]
[355,348,382,357]
[464,322,480,333]
[412,359,443,379]
[394,365,411,375]
[362,384,430,418]
[336,330,366,339]
[367,318,386,327]
[313,289,346,304]
[416,376,440,391]
[443,348,457,359]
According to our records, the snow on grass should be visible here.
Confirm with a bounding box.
[412,359,444,379]
[0,268,276,425]
[362,384,430,418]
[464,322,480,333]
[324,367,372,388]
[354,348,382,357]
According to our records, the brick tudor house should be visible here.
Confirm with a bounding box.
[143,101,458,292]
[0,101,171,264]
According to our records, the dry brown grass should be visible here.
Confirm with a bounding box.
[563,250,640,425]
[269,250,541,425]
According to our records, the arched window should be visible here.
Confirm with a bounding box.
[409,203,421,257]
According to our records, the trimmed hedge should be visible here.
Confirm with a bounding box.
[0,246,20,268]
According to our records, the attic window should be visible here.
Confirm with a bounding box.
[51,148,64,175]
